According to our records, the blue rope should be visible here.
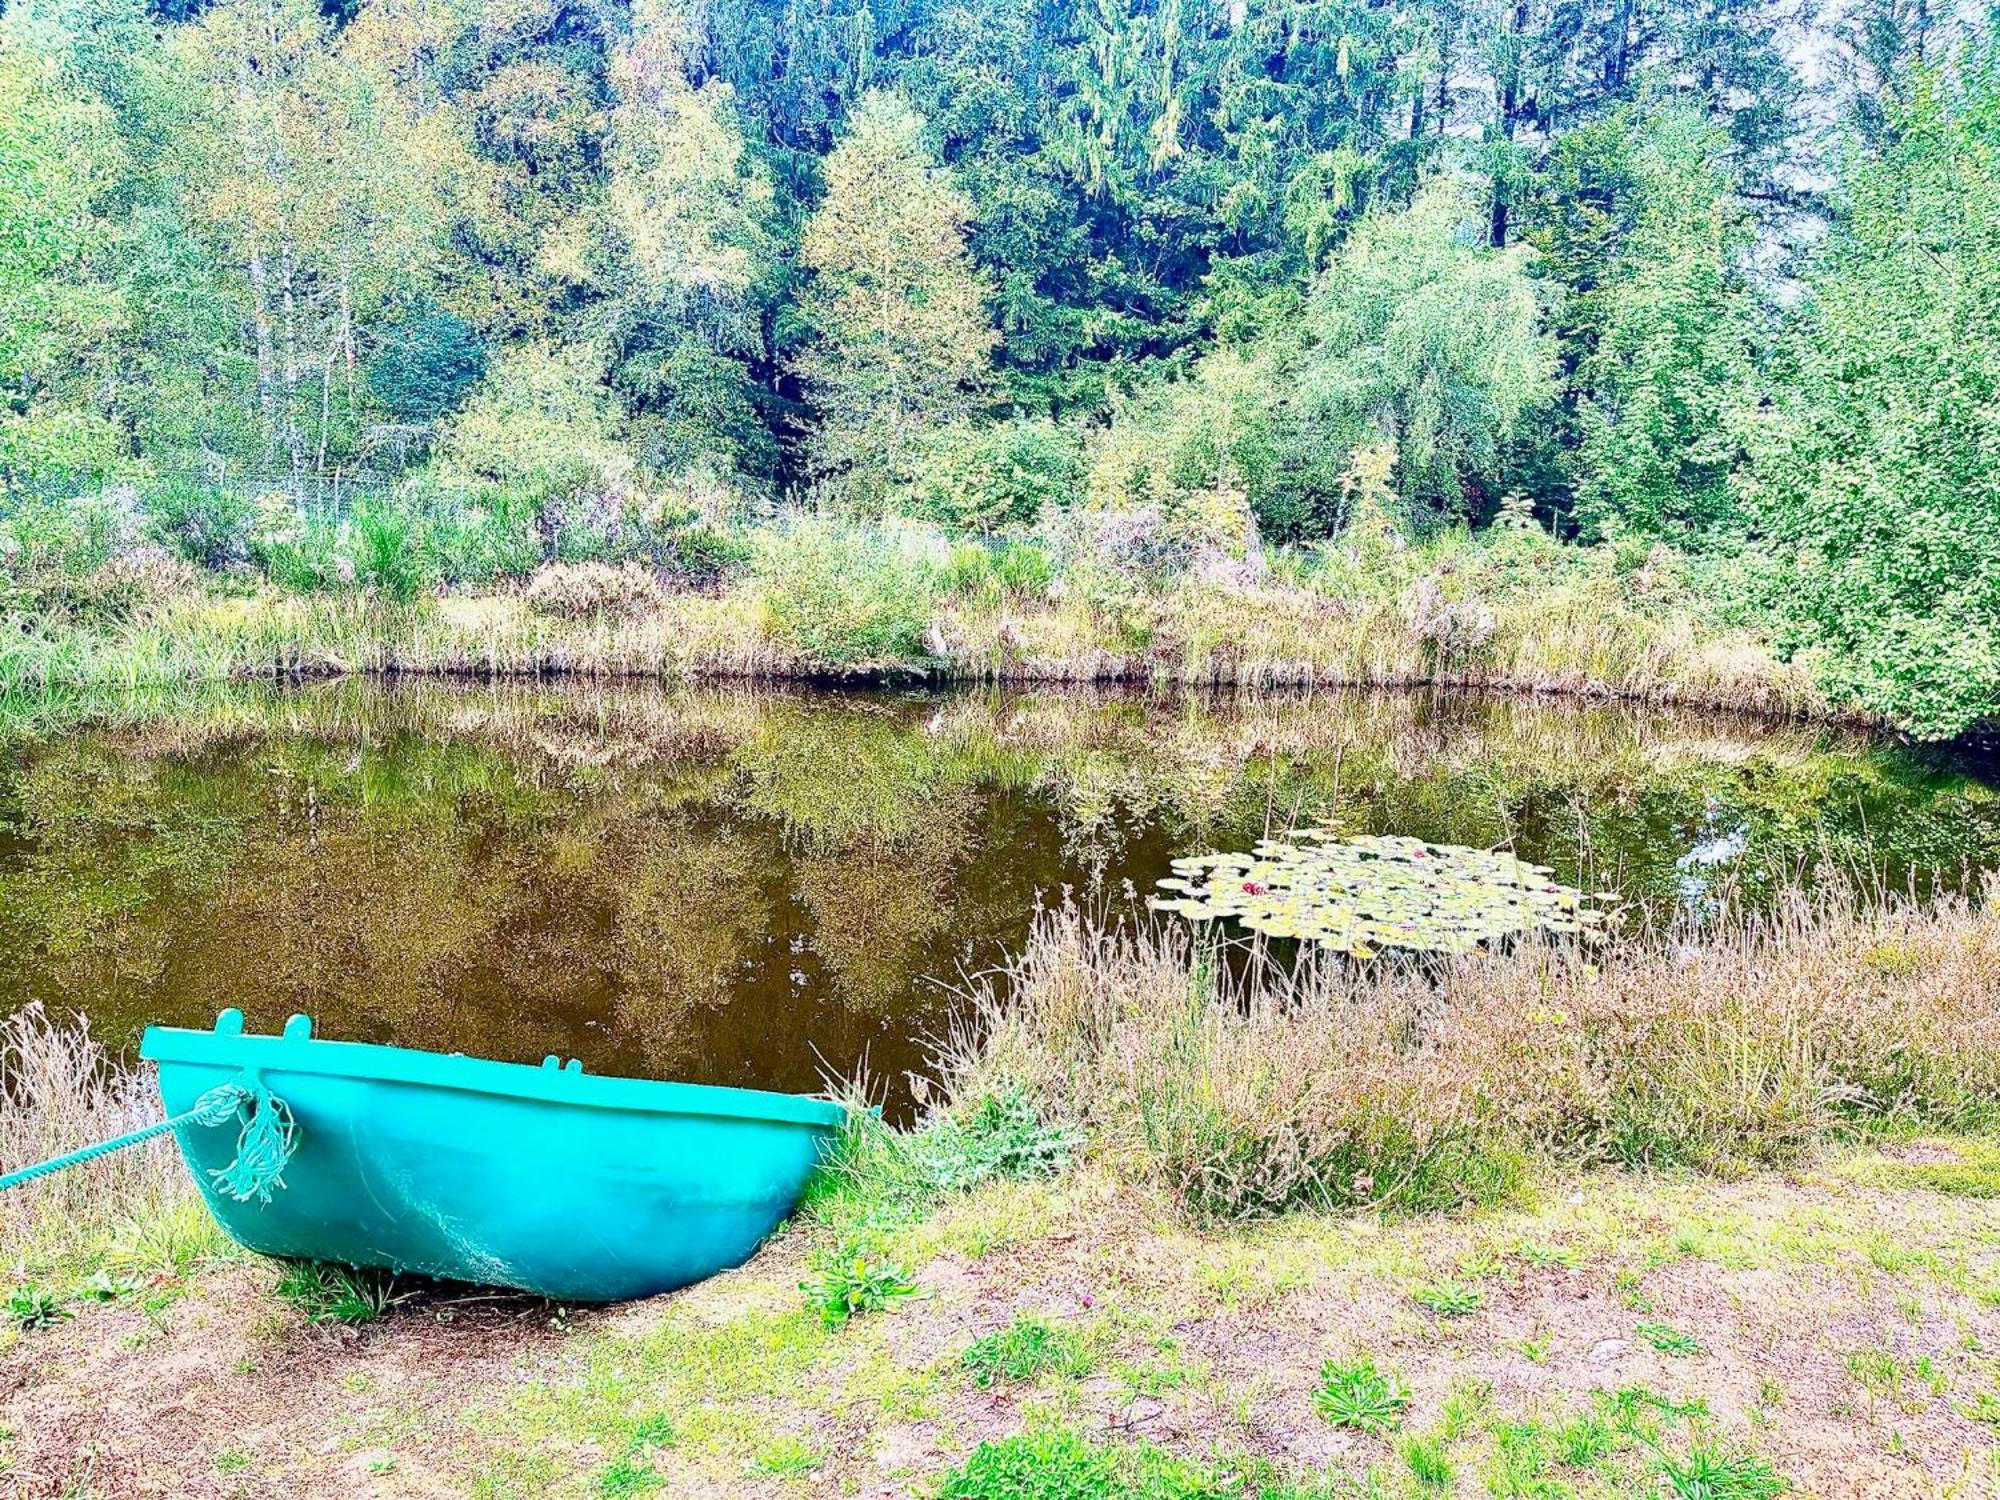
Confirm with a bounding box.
[0,1078,298,1201]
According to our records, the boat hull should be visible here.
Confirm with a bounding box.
[142,1013,847,1302]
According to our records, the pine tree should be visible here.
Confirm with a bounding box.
[792,91,997,502]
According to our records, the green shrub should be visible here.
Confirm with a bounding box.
[754,519,937,666]
[914,419,1083,532]
[962,1316,1093,1388]
[993,540,1056,597]
[145,478,254,569]
[419,487,543,584]
[258,516,349,593]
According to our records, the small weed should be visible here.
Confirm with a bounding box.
[962,1316,1092,1388]
[800,1238,916,1327]
[1556,1411,1614,1466]
[1845,1345,1947,1413]
[1516,1335,1552,1364]
[751,1437,821,1477]
[1636,1320,1703,1356]
[274,1262,405,1326]
[597,1415,675,1497]
[75,1270,143,1304]
[1957,1386,2000,1427]
[6,1285,68,1331]
[214,1449,250,1474]
[1412,1282,1483,1317]
[1401,1433,1453,1488]
[1654,1441,1789,1499]
[1314,1356,1411,1435]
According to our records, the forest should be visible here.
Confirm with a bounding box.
[1,0,1997,736]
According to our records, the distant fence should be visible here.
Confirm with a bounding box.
[3,467,442,522]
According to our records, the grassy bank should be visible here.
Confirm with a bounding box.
[0,518,1828,721]
[6,883,1999,1495]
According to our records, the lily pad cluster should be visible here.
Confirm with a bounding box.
[1150,832,1605,956]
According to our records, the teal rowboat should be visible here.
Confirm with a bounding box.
[140,1010,849,1302]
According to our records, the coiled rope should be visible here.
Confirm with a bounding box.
[0,1077,299,1203]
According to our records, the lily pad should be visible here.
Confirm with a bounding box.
[1148,832,1605,956]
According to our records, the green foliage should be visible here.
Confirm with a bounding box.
[1654,1441,1789,1500]
[961,1316,1092,1388]
[347,500,436,603]
[144,479,254,569]
[752,518,937,665]
[792,91,997,501]
[274,1261,404,1325]
[367,309,487,424]
[1741,62,2000,738]
[1635,1320,1703,1356]
[1411,1282,1483,1317]
[7,1282,69,1330]
[936,1429,1234,1500]
[913,420,1083,532]
[1400,1433,1453,1488]
[1291,183,1555,518]
[798,1236,916,1327]
[1313,1356,1411,1434]
[914,1087,1080,1194]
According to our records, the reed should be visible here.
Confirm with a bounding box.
[949,880,2000,1221]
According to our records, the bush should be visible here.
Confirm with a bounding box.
[914,419,1084,532]
[523,562,664,620]
[753,518,937,666]
[144,478,254,569]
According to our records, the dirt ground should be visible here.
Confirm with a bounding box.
[5,1142,1999,1499]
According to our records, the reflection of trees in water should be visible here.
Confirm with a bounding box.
[793,788,979,1015]
[0,679,1992,1096]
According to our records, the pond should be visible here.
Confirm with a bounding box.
[2,680,1995,1118]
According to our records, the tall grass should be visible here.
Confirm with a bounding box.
[0,521,1831,719]
[950,881,2000,1221]
[0,1005,202,1276]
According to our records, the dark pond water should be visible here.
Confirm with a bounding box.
[2,680,1995,1117]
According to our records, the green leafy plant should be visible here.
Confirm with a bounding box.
[800,1237,916,1327]
[7,1283,69,1331]
[346,500,436,602]
[1412,1282,1483,1317]
[1314,1355,1411,1435]
[145,478,254,569]
[962,1316,1093,1388]
[1636,1320,1703,1356]
[916,1087,1081,1194]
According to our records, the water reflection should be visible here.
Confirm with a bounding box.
[0,680,1993,1115]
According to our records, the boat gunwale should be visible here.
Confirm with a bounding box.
[140,1025,852,1130]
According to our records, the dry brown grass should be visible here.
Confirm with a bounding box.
[0,1004,195,1274]
[952,881,2000,1221]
